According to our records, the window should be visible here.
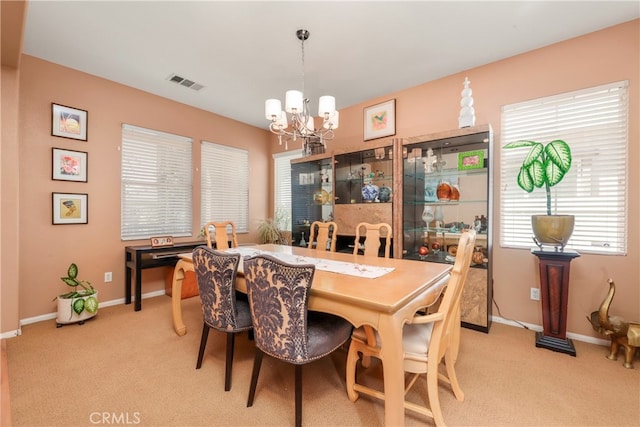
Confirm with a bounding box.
[121,124,193,240]
[274,150,303,231]
[500,81,628,255]
[200,141,249,232]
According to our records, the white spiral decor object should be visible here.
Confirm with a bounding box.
[458,77,476,128]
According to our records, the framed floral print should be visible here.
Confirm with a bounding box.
[52,148,88,182]
[364,99,396,141]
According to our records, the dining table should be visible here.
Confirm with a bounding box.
[171,244,452,426]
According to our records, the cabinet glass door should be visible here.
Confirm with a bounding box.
[401,126,492,332]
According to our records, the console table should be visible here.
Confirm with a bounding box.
[125,241,203,311]
[532,248,580,356]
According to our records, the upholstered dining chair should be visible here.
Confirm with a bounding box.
[345,230,477,426]
[243,254,353,427]
[203,221,238,250]
[353,222,392,258]
[192,246,252,391]
[307,221,338,252]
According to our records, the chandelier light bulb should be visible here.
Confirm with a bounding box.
[265,99,281,120]
[318,96,336,117]
[285,90,303,114]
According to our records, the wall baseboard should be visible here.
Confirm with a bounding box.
[0,290,167,339]
[491,316,609,346]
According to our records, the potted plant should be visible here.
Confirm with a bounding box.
[55,263,99,327]
[257,208,290,245]
[503,138,574,249]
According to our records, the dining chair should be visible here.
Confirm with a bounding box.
[192,246,252,391]
[243,254,353,427]
[353,222,392,258]
[307,221,338,252]
[345,230,477,426]
[203,221,238,249]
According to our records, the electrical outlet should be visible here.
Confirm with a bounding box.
[530,287,540,301]
[104,272,113,283]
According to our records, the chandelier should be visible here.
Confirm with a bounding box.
[265,29,339,154]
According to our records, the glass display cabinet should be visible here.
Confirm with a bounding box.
[400,125,493,332]
[333,144,394,250]
[290,154,334,247]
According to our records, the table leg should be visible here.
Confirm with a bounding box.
[377,314,405,426]
[171,259,192,336]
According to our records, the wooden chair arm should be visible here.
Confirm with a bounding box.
[410,312,444,325]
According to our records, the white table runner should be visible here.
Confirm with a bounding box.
[225,247,394,279]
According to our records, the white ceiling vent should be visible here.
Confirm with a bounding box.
[167,74,205,91]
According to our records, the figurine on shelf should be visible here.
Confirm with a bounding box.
[423,148,436,174]
[422,205,435,229]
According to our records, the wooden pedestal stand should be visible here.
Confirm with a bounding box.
[531,248,580,356]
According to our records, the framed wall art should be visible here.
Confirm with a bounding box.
[51,103,88,141]
[52,148,88,182]
[458,150,485,171]
[364,99,396,141]
[52,192,88,224]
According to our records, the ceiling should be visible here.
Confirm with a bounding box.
[22,1,639,130]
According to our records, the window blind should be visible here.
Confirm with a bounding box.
[200,141,249,233]
[500,81,628,255]
[121,124,193,240]
[274,150,303,231]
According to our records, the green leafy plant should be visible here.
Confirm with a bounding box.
[55,263,98,315]
[503,139,572,215]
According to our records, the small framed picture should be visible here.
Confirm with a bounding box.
[51,103,88,141]
[364,99,396,141]
[458,150,485,170]
[52,192,88,225]
[52,148,88,182]
[150,236,174,247]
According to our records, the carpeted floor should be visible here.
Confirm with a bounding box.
[5,295,640,426]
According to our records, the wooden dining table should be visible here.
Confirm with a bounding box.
[171,244,452,426]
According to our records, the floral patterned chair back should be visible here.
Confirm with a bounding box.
[243,254,353,426]
[192,245,252,391]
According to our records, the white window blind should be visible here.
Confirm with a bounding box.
[201,141,249,233]
[500,81,628,255]
[121,124,193,240]
[274,150,303,231]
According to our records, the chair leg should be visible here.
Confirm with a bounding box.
[444,350,464,401]
[247,348,264,407]
[345,341,361,402]
[428,362,445,427]
[196,323,210,369]
[295,364,303,427]
[224,332,236,391]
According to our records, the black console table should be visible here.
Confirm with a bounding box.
[125,241,204,311]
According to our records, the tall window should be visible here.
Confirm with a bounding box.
[500,81,628,255]
[121,124,193,240]
[200,141,249,232]
[274,150,303,231]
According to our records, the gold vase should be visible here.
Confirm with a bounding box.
[531,215,575,248]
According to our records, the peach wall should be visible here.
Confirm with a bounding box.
[273,20,640,339]
[13,55,271,322]
[2,14,638,341]
[1,65,22,334]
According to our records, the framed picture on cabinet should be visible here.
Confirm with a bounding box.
[458,150,485,170]
[51,103,88,141]
[52,192,88,224]
[52,148,88,182]
[364,99,396,141]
